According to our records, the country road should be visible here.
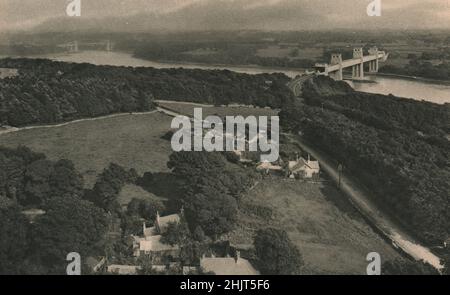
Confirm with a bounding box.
[1,100,443,271]
[156,103,444,270]
[156,104,444,270]
[292,136,443,271]
[0,110,158,136]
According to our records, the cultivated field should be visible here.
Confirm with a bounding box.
[0,112,174,187]
[228,178,404,275]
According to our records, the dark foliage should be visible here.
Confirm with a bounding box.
[0,146,84,208]
[280,76,450,244]
[0,146,108,274]
[167,151,257,236]
[382,259,439,275]
[254,228,303,275]
[0,58,294,127]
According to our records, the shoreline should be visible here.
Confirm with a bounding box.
[5,50,450,85]
[131,53,308,74]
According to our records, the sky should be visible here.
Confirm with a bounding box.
[0,0,449,32]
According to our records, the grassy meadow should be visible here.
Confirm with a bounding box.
[0,112,174,187]
[228,178,404,275]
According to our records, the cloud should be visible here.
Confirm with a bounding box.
[0,0,449,32]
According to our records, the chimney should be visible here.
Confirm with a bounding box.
[142,222,146,235]
[180,206,184,217]
[155,211,161,234]
[234,251,240,263]
[308,154,311,163]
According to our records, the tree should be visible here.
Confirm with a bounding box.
[184,188,238,237]
[22,159,53,206]
[0,206,30,275]
[441,249,450,275]
[161,221,190,246]
[31,196,108,274]
[382,259,439,275]
[126,198,165,220]
[48,159,84,200]
[254,228,303,275]
[91,163,136,212]
[167,151,249,237]
[168,151,256,199]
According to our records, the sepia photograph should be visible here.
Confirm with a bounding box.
[0,0,449,287]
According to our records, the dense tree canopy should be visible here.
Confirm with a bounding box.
[382,259,439,275]
[31,196,108,274]
[0,206,30,275]
[0,146,84,208]
[167,151,256,236]
[0,58,294,127]
[280,76,450,244]
[0,146,109,274]
[89,163,138,212]
[254,228,303,275]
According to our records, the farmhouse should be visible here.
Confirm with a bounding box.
[143,211,181,236]
[132,211,182,260]
[288,155,320,179]
[133,235,180,258]
[200,252,259,275]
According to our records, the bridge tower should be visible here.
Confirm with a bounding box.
[106,40,113,52]
[352,47,364,80]
[68,41,79,53]
[330,53,343,80]
[368,47,379,73]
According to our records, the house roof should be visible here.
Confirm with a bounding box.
[200,257,259,275]
[289,158,320,171]
[140,235,179,252]
[306,160,320,170]
[257,161,282,171]
[144,226,157,237]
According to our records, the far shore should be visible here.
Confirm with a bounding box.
[371,72,450,86]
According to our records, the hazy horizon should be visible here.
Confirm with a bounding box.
[1,0,450,33]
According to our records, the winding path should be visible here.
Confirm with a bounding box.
[0,110,158,136]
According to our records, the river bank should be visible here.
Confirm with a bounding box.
[24,50,449,104]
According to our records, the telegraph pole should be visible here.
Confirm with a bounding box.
[338,163,343,189]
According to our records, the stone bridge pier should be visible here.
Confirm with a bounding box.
[351,48,365,80]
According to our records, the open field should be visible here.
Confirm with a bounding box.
[228,178,404,275]
[0,112,174,187]
[157,101,279,118]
